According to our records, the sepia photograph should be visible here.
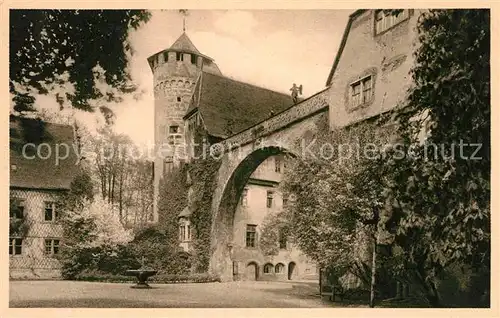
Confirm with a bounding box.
[7,6,492,310]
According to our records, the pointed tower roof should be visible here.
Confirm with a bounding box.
[169,32,201,54]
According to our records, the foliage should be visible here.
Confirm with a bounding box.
[128,226,192,275]
[378,9,490,307]
[10,9,151,112]
[259,210,291,256]
[187,158,222,272]
[74,271,221,284]
[277,119,392,283]
[9,197,30,237]
[58,197,134,279]
[90,127,154,225]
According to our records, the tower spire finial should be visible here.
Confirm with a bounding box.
[179,9,189,32]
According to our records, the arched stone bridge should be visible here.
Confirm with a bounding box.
[207,88,330,281]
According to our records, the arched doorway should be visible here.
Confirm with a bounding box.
[288,262,296,280]
[246,262,259,281]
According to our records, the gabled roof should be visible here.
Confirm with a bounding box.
[185,71,295,138]
[178,206,191,218]
[169,32,201,54]
[326,10,367,86]
[10,115,79,190]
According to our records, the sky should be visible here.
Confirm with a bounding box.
[36,10,351,146]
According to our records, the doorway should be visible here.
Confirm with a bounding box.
[288,262,296,280]
[246,262,259,281]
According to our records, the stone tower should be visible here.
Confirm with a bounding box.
[148,32,221,221]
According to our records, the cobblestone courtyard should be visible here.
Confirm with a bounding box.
[9,280,341,308]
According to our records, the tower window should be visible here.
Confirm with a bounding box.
[191,54,197,64]
[177,96,181,102]
[176,52,183,61]
[163,52,169,63]
[169,125,179,134]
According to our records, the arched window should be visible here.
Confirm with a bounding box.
[263,263,274,274]
[275,263,285,274]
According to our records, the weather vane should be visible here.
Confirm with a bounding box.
[179,9,189,32]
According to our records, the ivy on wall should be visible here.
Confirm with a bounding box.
[187,158,222,273]
[156,156,221,274]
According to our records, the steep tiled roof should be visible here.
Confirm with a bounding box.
[9,116,79,190]
[186,72,295,138]
[169,32,201,54]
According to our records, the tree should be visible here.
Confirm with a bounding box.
[10,10,151,113]
[380,9,490,307]
[271,119,393,301]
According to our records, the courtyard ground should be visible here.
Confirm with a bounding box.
[10,280,359,308]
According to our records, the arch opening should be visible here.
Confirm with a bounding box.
[210,146,296,281]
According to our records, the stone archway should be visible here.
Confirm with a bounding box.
[209,146,295,282]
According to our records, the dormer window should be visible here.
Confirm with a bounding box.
[375,9,409,35]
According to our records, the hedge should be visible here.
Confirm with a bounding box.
[73,272,221,284]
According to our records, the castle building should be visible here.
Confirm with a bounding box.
[149,31,317,280]
[9,116,79,279]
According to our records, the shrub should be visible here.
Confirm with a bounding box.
[74,271,221,284]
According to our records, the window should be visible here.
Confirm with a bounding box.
[274,157,281,173]
[179,221,191,241]
[264,263,274,274]
[241,188,248,207]
[279,230,287,249]
[179,225,186,241]
[282,196,288,208]
[375,9,409,34]
[45,239,60,256]
[177,96,181,102]
[266,191,274,208]
[191,54,197,64]
[163,159,173,176]
[10,199,24,219]
[275,263,285,274]
[246,224,257,248]
[169,125,179,134]
[350,75,373,108]
[44,202,58,222]
[163,52,169,63]
[176,52,182,61]
[9,238,22,255]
